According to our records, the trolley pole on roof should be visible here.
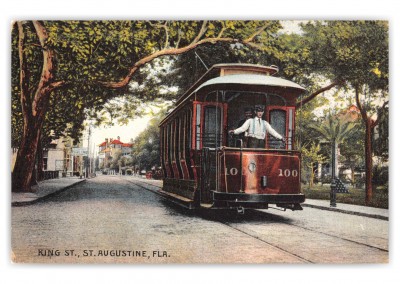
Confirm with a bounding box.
[194,51,209,70]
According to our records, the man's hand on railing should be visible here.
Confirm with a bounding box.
[280,137,287,147]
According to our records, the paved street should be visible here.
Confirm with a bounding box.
[11,175,388,264]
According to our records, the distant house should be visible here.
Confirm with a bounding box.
[43,139,65,172]
[342,104,361,123]
[98,136,133,167]
[45,137,87,176]
[11,136,80,178]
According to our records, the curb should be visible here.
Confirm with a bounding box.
[302,203,389,221]
[11,179,87,207]
[126,178,389,221]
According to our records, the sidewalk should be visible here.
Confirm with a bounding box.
[303,199,389,220]
[11,177,86,206]
[11,176,389,221]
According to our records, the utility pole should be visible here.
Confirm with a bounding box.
[87,124,92,178]
[330,139,348,207]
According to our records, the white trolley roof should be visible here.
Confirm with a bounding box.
[194,73,306,93]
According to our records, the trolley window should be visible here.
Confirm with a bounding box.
[186,109,192,151]
[269,109,286,149]
[287,108,294,150]
[167,124,171,162]
[203,106,222,148]
[175,117,183,178]
[195,104,201,150]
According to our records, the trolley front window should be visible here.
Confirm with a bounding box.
[266,107,296,150]
[269,109,286,149]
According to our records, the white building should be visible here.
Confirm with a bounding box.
[98,136,133,168]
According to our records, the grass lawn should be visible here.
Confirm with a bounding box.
[302,184,388,209]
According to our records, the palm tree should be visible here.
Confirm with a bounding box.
[301,142,327,187]
[309,112,358,180]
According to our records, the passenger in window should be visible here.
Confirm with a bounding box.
[229,105,285,148]
[235,107,253,147]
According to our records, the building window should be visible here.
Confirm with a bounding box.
[43,158,48,170]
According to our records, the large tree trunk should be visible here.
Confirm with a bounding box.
[12,121,42,192]
[12,21,60,192]
[355,86,377,206]
[37,134,44,182]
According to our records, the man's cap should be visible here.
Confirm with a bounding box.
[244,107,253,112]
[254,105,264,111]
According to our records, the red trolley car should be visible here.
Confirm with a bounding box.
[159,63,306,211]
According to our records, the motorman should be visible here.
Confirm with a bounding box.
[229,105,284,148]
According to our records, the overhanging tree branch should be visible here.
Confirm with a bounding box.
[296,80,344,108]
[97,20,274,90]
[31,21,65,117]
[147,21,170,50]
[97,36,238,89]
[191,21,208,44]
[162,21,169,50]
[217,22,227,38]
[243,22,271,43]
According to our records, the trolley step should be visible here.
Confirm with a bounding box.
[158,189,197,209]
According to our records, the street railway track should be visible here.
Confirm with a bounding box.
[125,177,388,263]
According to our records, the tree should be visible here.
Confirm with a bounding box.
[301,142,327,187]
[131,109,168,171]
[167,21,283,93]
[110,149,122,171]
[355,87,388,203]
[309,112,358,181]
[298,21,388,204]
[339,123,364,187]
[12,20,280,192]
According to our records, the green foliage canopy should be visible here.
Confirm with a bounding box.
[300,20,388,91]
[131,109,168,171]
[12,20,282,147]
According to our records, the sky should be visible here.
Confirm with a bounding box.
[2,1,400,284]
[87,102,168,154]
[91,117,150,144]
[280,20,306,34]
[90,115,152,154]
